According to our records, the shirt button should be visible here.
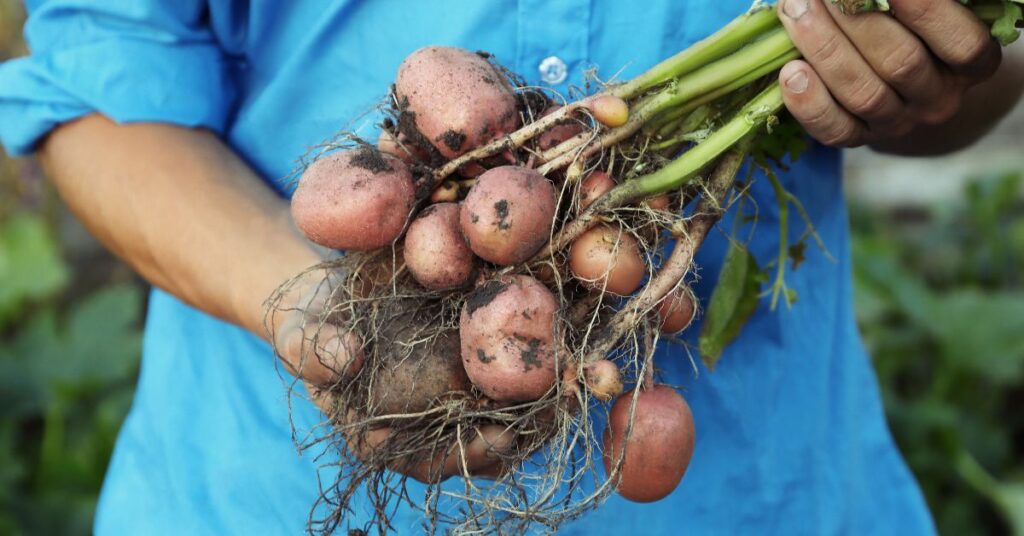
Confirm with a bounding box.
[539,56,568,85]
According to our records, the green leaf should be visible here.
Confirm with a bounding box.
[699,241,764,369]
[923,289,1024,384]
[992,1,1023,46]
[0,213,69,328]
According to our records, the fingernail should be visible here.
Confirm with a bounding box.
[783,0,809,19]
[785,70,809,93]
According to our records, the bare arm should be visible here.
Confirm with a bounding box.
[37,114,323,363]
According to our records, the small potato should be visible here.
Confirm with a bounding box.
[378,129,429,165]
[582,360,623,402]
[404,203,477,290]
[396,46,521,158]
[291,147,416,251]
[588,95,629,128]
[460,276,559,402]
[656,288,696,334]
[642,194,671,211]
[370,329,471,416]
[430,181,460,203]
[603,385,695,503]
[578,171,616,210]
[568,225,645,296]
[460,166,556,266]
[536,106,584,151]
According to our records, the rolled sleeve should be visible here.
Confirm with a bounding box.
[0,0,237,156]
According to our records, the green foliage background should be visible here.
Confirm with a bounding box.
[0,2,1022,534]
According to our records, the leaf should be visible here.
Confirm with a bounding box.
[923,289,1024,384]
[699,242,764,369]
[0,214,69,328]
[992,1,1023,46]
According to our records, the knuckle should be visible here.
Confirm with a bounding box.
[820,121,861,147]
[897,0,932,28]
[810,31,844,66]
[879,44,931,86]
[846,80,892,118]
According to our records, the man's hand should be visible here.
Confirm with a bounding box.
[777,0,1004,149]
[272,271,512,483]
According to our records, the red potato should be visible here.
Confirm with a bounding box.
[291,147,416,251]
[582,360,623,402]
[370,329,471,416]
[588,95,629,128]
[460,276,559,402]
[404,203,477,290]
[536,106,584,151]
[396,46,521,159]
[656,288,697,334]
[460,166,557,266]
[643,194,671,211]
[568,225,645,296]
[603,385,695,503]
[578,171,616,210]
[378,129,429,165]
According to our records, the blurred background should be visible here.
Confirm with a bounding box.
[1,2,1022,535]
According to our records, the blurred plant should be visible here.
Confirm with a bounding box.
[0,212,143,535]
[852,170,1024,536]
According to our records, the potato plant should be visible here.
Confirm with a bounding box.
[268,3,1022,534]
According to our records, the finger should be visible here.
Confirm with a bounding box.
[778,0,906,126]
[275,318,364,386]
[780,61,868,147]
[405,424,516,483]
[889,0,1001,78]
[822,1,951,113]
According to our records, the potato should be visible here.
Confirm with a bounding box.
[370,328,471,416]
[578,170,616,210]
[603,385,695,503]
[656,288,696,334]
[568,225,645,296]
[582,359,623,402]
[404,203,477,290]
[291,147,416,251]
[643,194,670,211]
[430,181,460,203]
[460,275,559,402]
[536,106,584,151]
[396,46,521,159]
[459,166,556,266]
[588,95,629,128]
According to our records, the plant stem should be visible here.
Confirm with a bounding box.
[583,149,750,364]
[532,83,783,260]
[615,7,782,97]
[537,29,795,171]
[627,83,784,197]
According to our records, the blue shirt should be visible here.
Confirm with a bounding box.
[0,1,936,534]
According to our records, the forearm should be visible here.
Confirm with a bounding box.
[872,39,1024,156]
[38,114,322,337]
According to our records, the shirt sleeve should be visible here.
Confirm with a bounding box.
[0,0,237,156]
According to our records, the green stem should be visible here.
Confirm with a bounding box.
[614,7,782,97]
[623,83,785,199]
[648,46,800,139]
[766,172,790,310]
